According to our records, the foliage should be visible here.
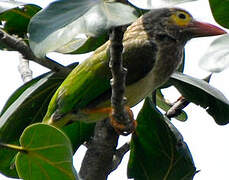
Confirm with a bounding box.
[128,98,196,180]
[0,0,229,179]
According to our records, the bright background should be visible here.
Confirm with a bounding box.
[0,0,229,179]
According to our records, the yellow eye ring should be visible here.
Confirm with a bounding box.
[170,11,192,26]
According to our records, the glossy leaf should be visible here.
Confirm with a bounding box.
[170,72,229,125]
[71,33,108,54]
[128,0,197,9]
[62,122,95,152]
[0,72,62,178]
[0,140,19,178]
[0,73,44,116]
[0,72,64,143]
[209,0,229,28]
[28,0,137,57]
[0,4,41,37]
[16,123,78,180]
[128,98,196,180]
[199,34,229,72]
[156,90,188,121]
[0,63,95,177]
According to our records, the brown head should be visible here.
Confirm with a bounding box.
[141,8,226,44]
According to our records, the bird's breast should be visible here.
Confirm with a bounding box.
[125,42,183,107]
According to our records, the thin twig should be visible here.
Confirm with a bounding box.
[166,96,189,118]
[110,142,130,172]
[0,29,71,75]
[166,74,212,118]
[18,54,33,83]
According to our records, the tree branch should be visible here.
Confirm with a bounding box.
[79,26,130,180]
[18,54,33,83]
[166,96,189,118]
[109,27,134,135]
[79,119,119,180]
[110,142,130,172]
[166,74,212,119]
[0,29,71,75]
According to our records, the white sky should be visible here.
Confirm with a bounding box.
[1,0,229,180]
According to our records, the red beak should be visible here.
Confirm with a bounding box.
[188,20,227,37]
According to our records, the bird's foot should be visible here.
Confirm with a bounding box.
[109,106,137,136]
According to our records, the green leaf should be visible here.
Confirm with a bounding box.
[199,34,229,73]
[0,4,41,37]
[128,98,196,180]
[0,72,64,178]
[28,0,138,57]
[0,72,65,143]
[62,121,95,152]
[0,73,46,116]
[209,0,229,28]
[156,90,188,121]
[0,62,95,177]
[128,0,197,9]
[71,32,108,54]
[170,72,229,125]
[16,123,78,180]
[0,141,19,178]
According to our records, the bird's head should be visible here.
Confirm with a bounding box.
[142,8,226,43]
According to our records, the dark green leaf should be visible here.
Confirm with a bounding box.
[170,72,229,125]
[0,73,44,116]
[71,33,108,54]
[0,72,65,143]
[0,71,64,178]
[62,121,95,152]
[0,62,96,177]
[16,123,78,180]
[0,140,18,178]
[156,90,188,121]
[0,4,41,37]
[28,0,137,57]
[128,98,196,180]
[209,0,229,28]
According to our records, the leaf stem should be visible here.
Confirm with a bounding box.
[0,142,27,153]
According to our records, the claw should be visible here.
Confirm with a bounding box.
[109,106,137,136]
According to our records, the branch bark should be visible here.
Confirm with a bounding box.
[79,120,119,180]
[166,96,189,118]
[18,54,33,83]
[0,29,71,75]
[166,74,212,118]
[79,26,130,180]
[109,27,134,135]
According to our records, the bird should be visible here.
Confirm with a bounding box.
[42,8,226,133]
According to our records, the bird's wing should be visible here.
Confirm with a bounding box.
[44,38,158,123]
[44,43,112,121]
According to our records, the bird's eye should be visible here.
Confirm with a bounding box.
[178,13,186,20]
[170,10,192,26]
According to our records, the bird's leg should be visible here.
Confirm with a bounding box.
[83,106,137,135]
[109,106,137,136]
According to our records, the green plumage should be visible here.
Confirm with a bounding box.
[42,8,225,127]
